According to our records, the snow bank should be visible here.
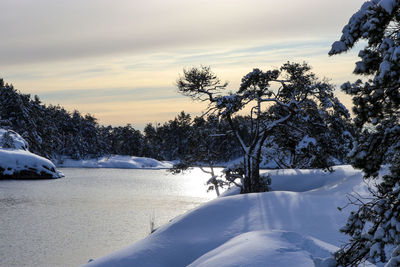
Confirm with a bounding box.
[0,128,63,179]
[266,165,361,192]
[57,155,173,169]
[0,149,64,179]
[83,166,372,267]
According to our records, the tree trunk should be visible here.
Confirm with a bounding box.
[242,154,252,193]
[242,152,263,193]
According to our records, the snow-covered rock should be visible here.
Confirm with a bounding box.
[57,155,172,169]
[0,129,63,179]
[0,149,64,179]
[82,166,373,267]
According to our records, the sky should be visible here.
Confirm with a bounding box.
[1,0,367,130]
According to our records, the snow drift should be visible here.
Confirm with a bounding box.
[189,230,338,267]
[83,165,372,267]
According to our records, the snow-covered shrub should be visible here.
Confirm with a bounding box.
[0,131,14,148]
[0,129,29,150]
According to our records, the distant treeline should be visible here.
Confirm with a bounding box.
[0,78,354,168]
[0,79,241,162]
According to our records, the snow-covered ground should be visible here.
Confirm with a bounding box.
[0,129,64,179]
[83,165,374,267]
[57,155,173,169]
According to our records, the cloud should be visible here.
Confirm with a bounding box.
[1,0,365,66]
[61,97,208,130]
[1,0,366,128]
[40,86,180,103]
[3,38,362,130]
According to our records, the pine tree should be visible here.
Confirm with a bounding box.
[330,1,400,265]
[142,123,161,159]
[177,62,345,193]
[264,89,354,169]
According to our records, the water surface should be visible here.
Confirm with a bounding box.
[0,168,215,267]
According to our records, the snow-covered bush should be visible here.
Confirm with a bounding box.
[0,129,29,150]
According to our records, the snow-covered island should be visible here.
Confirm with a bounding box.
[0,129,64,179]
[82,165,374,267]
[56,155,173,169]
[0,128,172,178]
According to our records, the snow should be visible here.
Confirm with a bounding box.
[0,149,64,178]
[188,231,337,267]
[374,226,385,240]
[330,41,347,55]
[82,165,376,267]
[265,166,361,192]
[0,129,28,150]
[57,155,173,169]
[378,60,392,79]
[386,246,400,267]
[296,135,317,153]
[362,18,379,31]
[379,0,396,14]
[390,46,400,61]
[329,0,379,55]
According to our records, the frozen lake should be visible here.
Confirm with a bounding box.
[0,168,215,267]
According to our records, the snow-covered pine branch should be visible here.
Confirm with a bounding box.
[330,0,400,265]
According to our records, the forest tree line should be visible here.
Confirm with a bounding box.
[0,79,241,162]
[0,73,355,169]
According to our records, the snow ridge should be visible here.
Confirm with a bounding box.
[83,166,373,267]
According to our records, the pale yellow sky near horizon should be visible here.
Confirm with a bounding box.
[1,0,366,129]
